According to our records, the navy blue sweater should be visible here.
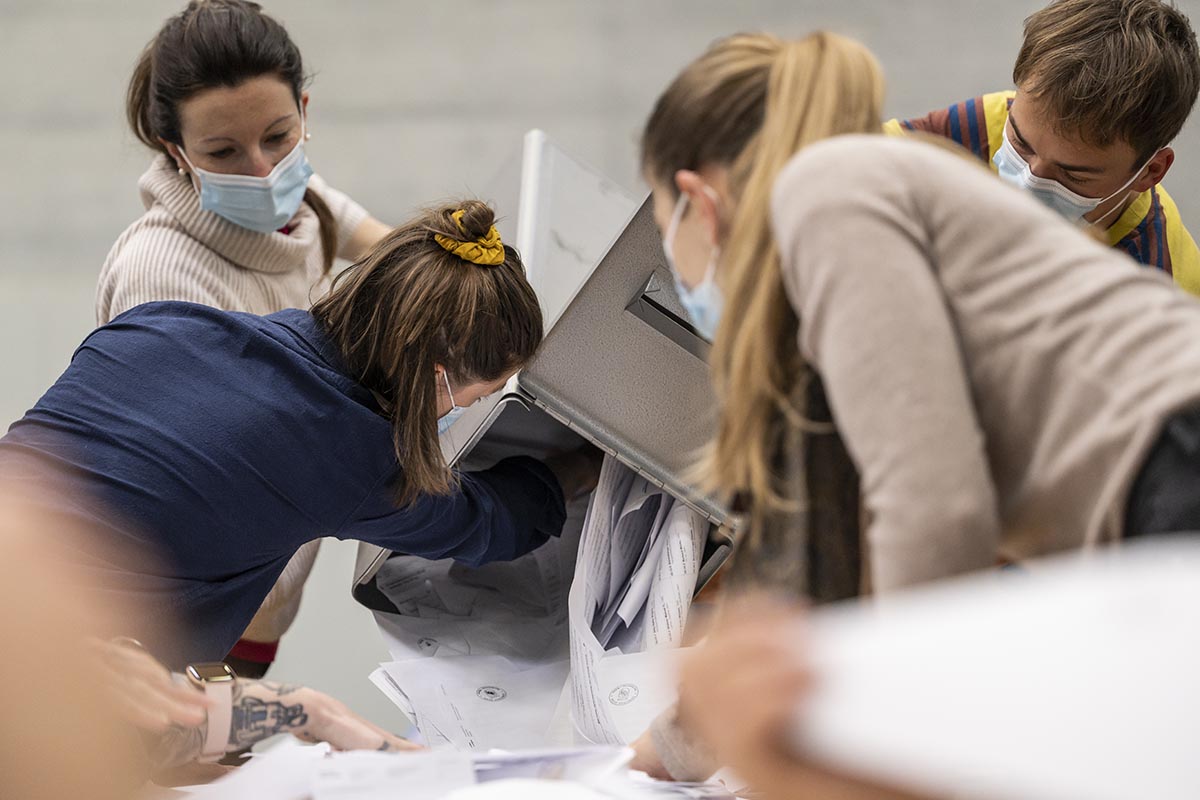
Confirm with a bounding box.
[0,302,565,665]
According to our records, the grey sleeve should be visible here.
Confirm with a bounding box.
[770,138,1000,592]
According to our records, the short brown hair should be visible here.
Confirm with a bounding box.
[312,199,543,506]
[1013,0,1200,160]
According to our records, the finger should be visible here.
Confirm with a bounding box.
[110,675,209,731]
[159,691,210,728]
[120,698,176,733]
[318,710,413,752]
[377,732,423,752]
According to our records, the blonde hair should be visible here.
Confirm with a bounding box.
[642,32,884,554]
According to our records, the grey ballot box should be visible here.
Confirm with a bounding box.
[352,197,732,612]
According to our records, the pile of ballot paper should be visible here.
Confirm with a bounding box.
[567,456,708,745]
[370,455,710,750]
[181,740,741,800]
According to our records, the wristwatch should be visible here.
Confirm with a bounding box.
[185,662,237,762]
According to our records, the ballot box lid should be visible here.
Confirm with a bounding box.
[515,196,726,525]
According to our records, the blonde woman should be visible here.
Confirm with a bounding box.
[97,0,392,677]
[632,31,1200,788]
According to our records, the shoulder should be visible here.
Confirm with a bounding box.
[105,204,216,274]
[306,173,370,234]
[771,135,984,238]
[99,210,240,319]
[103,300,234,329]
[883,91,1012,162]
[1108,185,1199,285]
[1156,187,1200,294]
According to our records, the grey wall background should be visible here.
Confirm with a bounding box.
[2,0,1198,731]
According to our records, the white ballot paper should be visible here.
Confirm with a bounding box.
[569,456,708,744]
[796,538,1200,800]
[373,456,709,750]
[370,493,587,750]
[313,749,475,800]
[183,739,329,800]
[381,656,570,751]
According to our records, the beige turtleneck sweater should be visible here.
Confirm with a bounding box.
[96,155,371,645]
[98,155,369,323]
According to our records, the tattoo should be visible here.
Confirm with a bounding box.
[378,741,391,752]
[230,696,309,749]
[146,678,310,770]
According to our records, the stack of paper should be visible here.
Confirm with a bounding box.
[369,493,589,750]
[568,457,708,745]
[373,656,569,751]
[371,456,709,750]
[181,740,738,800]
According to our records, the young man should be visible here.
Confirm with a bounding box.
[885,0,1200,293]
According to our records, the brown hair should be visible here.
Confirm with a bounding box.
[1014,0,1200,160]
[126,0,337,272]
[312,199,543,506]
[641,32,884,599]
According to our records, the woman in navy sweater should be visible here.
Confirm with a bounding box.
[0,200,583,667]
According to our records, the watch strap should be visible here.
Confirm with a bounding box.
[199,678,233,761]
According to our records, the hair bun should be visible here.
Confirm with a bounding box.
[454,200,497,241]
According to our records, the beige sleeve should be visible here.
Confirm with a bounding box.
[240,539,323,644]
[770,140,1000,593]
[307,174,371,262]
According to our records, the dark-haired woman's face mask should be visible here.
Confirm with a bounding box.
[434,371,518,436]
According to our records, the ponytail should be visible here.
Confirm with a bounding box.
[312,199,543,506]
[304,188,337,275]
[641,32,884,592]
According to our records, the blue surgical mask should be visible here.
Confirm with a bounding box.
[437,370,466,435]
[178,122,313,234]
[993,126,1152,224]
[662,191,724,341]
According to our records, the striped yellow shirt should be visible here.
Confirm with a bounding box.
[885,91,1200,296]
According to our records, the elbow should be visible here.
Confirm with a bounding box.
[869,489,999,592]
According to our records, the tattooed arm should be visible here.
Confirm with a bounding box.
[149,678,421,770]
[227,680,420,753]
[97,640,419,773]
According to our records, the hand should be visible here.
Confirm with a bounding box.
[90,637,210,734]
[678,597,928,800]
[230,681,422,753]
[677,595,810,778]
[629,728,674,780]
[544,444,604,501]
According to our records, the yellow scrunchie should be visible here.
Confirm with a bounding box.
[434,209,506,266]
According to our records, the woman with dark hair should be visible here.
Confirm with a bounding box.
[2,200,595,669]
[97,0,393,675]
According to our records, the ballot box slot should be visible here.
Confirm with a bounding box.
[624,272,711,364]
